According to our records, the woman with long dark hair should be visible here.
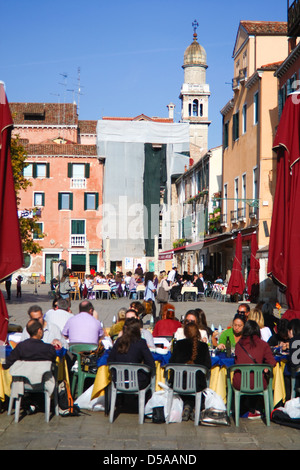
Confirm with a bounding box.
[170,322,211,421]
[108,317,155,389]
[233,320,276,419]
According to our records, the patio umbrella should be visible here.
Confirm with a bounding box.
[0,83,23,341]
[246,232,260,302]
[226,232,245,297]
[268,92,300,320]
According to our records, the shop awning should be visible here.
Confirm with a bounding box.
[159,227,258,259]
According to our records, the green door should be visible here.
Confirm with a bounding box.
[45,254,60,284]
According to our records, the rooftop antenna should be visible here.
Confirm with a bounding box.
[76,67,84,116]
[59,72,68,139]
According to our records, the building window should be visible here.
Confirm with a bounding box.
[68,163,90,178]
[84,192,99,210]
[22,253,31,269]
[253,167,258,200]
[34,192,45,207]
[33,222,44,240]
[193,99,199,117]
[223,183,228,220]
[254,92,259,125]
[234,177,239,212]
[23,162,50,178]
[232,111,239,141]
[242,104,247,134]
[58,192,73,210]
[223,121,229,149]
[71,219,86,246]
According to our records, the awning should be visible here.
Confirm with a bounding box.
[159,226,258,259]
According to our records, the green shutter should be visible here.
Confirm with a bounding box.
[42,193,45,206]
[70,193,73,210]
[68,163,73,178]
[46,162,50,178]
[84,193,87,211]
[32,163,37,178]
[58,193,62,210]
[85,163,90,178]
[95,192,99,209]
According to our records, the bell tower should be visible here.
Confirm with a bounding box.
[180,20,211,162]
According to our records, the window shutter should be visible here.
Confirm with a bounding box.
[58,193,62,210]
[69,193,73,211]
[46,162,50,178]
[84,193,87,211]
[95,192,99,209]
[85,163,90,178]
[32,163,37,178]
[42,193,45,206]
[68,163,73,178]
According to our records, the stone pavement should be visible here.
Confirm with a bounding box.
[0,283,299,452]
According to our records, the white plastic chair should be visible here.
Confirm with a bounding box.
[7,361,58,423]
[108,363,155,424]
[164,363,210,426]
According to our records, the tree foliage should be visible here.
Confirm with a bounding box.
[10,135,44,254]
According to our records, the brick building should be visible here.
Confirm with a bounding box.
[10,102,103,284]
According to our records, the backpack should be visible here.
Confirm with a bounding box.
[58,380,81,416]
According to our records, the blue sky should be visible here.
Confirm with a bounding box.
[0,0,286,149]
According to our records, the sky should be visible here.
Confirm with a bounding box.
[0,0,287,150]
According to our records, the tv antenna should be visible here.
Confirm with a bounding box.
[59,73,68,138]
[76,67,84,116]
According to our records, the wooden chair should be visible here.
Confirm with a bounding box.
[70,278,81,300]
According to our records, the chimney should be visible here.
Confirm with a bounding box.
[167,102,175,121]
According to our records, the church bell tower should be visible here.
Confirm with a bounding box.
[180,20,211,162]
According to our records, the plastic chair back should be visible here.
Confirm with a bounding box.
[108,362,154,424]
[227,364,273,426]
[69,343,99,398]
[164,363,210,426]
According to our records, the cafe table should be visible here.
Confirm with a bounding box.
[180,286,198,301]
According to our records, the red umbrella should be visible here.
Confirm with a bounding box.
[227,232,245,296]
[268,92,300,320]
[246,232,260,302]
[0,83,23,341]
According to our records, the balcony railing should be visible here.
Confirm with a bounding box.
[230,210,238,223]
[238,206,246,220]
[71,177,86,189]
[70,235,86,246]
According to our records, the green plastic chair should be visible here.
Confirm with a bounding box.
[164,364,210,426]
[69,344,98,398]
[226,364,273,426]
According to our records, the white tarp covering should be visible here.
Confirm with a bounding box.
[97,120,190,261]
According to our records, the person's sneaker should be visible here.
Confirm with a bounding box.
[247,411,261,420]
[182,405,191,421]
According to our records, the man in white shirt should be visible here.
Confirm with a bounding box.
[167,267,177,284]
[44,297,74,333]
[21,304,69,349]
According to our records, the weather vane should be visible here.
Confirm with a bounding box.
[192,19,199,35]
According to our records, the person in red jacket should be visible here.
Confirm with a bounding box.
[152,304,181,337]
[233,320,276,419]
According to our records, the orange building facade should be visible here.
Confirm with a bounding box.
[11,103,104,283]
